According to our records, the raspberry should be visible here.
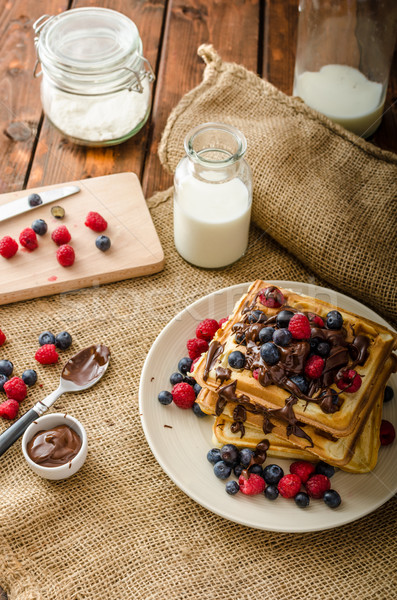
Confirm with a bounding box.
[288,313,311,339]
[305,355,325,379]
[19,227,38,251]
[218,318,228,328]
[277,474,301,498]
[252,369,259,380]
[85,211,108,232]
[380,420,395,446]
[3,377,27,402]
[171,382,196,409]
[307,313,325,327]
[0,236,18,258]
[190,356,201,372]
[238,473,266,495]
[336,369,362,393]
[290,461,316,483]
[51,225,71,246]
[305,474,331,499]
[258,286,285,308]
[35,344,59,365]
[56,244,75,267]
[0,399,19,420]
[196,319,219,341]
[0,330,6,346]
[186,337,208,360]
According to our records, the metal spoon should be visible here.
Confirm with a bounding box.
[0,344,110,457]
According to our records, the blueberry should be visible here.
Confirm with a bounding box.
[323,489,342,508]
[249,464,263,477]
[51,205,65,219]
[263,464,284,485]
[315,461,335,478]
[317,342,330,357]
[0,374,8,392]
[0,360,13,377]
[39,331,55,346]
[326,310,343,330]
[55,331,72,350]
[290,375,309,395]
[225,480,240,495]
[234,464,244,478]
[384,385,394,403]
[28,192,42,207]
[158,390,172,405]
[240,447,254,468]
[207,448,221,465]
[309,337,320,353]
[273,328,292,347]
[213,460,232,479]
[22,369,37,386]
[95,235,111,252]
[258,327,275,344]
[294,492,310,508]
[183,376,196,386]
[192,402,206,417]
[170,372,183,385]
[193,383,202,397]
[234,331,246,345]
[265,485,279,500]
[276,310,294,329]
[228,351,245,370]
[247,310,267,324]
[31,219,48,236]
[178,357,192,375]
[260,342,280,365]
[220,444,240,466]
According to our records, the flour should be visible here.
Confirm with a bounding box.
[41,76,150,142]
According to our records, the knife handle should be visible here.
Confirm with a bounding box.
[0,409,40,457]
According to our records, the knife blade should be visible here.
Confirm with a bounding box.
[0,185,80,222]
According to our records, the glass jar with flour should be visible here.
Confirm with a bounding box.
[33,8,154,146]
[173,123,252,269]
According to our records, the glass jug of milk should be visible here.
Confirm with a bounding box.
[173,123,252,269]
[293,0,397,138]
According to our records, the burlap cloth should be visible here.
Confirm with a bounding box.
[1,47,396,600]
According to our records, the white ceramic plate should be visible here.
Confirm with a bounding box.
[139,281,397,532]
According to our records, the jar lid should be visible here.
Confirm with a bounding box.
[36,7,142,75]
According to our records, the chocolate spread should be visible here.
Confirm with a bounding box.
[27,425,81,467]
[62,344,110,386]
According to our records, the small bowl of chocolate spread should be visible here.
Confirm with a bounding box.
[22,413,88,480]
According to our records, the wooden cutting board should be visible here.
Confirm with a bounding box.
[0,173,164,305]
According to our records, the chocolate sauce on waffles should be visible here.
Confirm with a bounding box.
[208,286,372,445]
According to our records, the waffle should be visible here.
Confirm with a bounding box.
[209,392,383,474]
[193,281,397,438]
[197,378,386,469]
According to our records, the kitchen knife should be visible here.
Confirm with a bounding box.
[0,185,80,222]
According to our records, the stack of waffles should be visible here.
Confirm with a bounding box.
[192,281,397,473]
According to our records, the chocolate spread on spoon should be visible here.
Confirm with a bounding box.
[27,425,81,467]
[62,344,110,386]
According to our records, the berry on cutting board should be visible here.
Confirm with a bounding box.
[56,244,75,267]
[0,236,18,258]
[31,219,48,236]
[85,211,108,232]
[95,235,111,252]
[51,225,71,246]
[19,228,38,251]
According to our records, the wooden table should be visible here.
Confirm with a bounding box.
[0,1,395,597]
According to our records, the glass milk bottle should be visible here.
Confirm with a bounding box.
[293,0,397,138]
[173,123,252,269]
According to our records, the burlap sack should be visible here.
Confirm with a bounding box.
[159,45,397,325]
[0,187,396,600]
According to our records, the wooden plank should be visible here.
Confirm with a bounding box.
[263,0,298,92]
[26,0,166,189]
[0,173,164,304]
[141,0,261,199]
[0,0,70,193]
